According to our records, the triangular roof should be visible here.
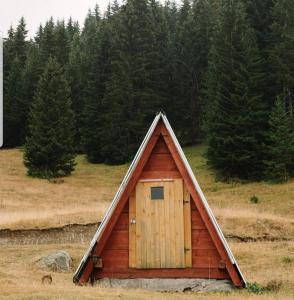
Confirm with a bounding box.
[74,112,245,286]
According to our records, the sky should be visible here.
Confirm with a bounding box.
[0,0,113,37]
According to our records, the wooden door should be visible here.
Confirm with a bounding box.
[131,179,187,268]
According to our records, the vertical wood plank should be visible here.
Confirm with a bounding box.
[183,185,192,267]
[145,182,152,268]
[159,184,166,268]
[174,179,185,267]
[169,181,176,267]
[135,182,143,268]
[141,182,147,268]
[129,192,136,267]
[154,194,161,267]
[164,181,171,267]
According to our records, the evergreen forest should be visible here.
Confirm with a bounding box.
[3,0,294,181]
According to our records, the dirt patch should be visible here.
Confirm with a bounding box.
[0,223,100,245]
[226,234,291,242]
[0,223,291,246]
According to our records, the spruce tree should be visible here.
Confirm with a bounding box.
[3,57,25,147]
[24,58,75,178]
[244,0,276,108]
[79,7,107,162]
[264,98,294,182]
[67,17,80,41]
[173,0,212,143]
[12,17,28,67]
[206,0,267,180]
[269,0,294,118]
[101,0,162,164]
[54,20,70,67]
[66,33,84,151]
[38,18,56,67]
[22,43,43,140]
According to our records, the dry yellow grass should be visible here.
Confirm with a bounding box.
[0,146,294,299]
[0,241,293,299]
[0,146,293,241]
[0,149,128,229]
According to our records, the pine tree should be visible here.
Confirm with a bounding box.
[22,43,43,140]
[173,0,212,143]
[24,58,75,178]
[269,0,294,118]
[3,57,25,147]
[79,7,106,162]
[67,17,80,41]
[38,18,56,67]
[13,17,28,67]
[264,98,294,182]
[206,0,267,180]
[3,26,15,76]
[3,19,28,147]
[66,33,84,151]
[54,20,70,67]
[101,0,163,164]
[244,0,276,108]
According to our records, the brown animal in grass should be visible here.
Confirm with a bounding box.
[42,274,52,285]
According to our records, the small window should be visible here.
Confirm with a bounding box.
[151,186,164,200]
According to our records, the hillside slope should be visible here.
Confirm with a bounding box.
[0,146,293,241]
[0,145,293,299]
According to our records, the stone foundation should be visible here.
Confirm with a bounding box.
[94,278,235,292]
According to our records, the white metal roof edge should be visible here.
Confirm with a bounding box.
[73,113,162,280]
[74,112,245,285]
[161,114,246,285]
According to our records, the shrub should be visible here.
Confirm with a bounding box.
[282,256,293,264]
[250,195,259,204]
[246,282,264,294]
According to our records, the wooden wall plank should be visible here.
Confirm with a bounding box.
[143,153,178,172]
[129,192,136,267]
[163,181,171,267]
[183,188,192,267]
[104,231,128,250]
[95,267,230,280]
[140,170,181,179]
[174,179,185,267]
[115,212,129,231]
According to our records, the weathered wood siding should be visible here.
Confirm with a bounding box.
[94,198,229,279]
[94,137,229,280]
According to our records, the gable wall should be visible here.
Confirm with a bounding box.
[94,198,229,279]
[93,136,229,280]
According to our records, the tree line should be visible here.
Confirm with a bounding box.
[3,0,294,182]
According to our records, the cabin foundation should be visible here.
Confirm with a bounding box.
[94,278,235,292]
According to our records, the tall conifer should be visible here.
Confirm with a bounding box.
[269,0,294,118]
[24,58,75,178]
[3,57,25,147]
[264,98,294,182]
[206,0,267,180]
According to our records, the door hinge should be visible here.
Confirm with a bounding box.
[184,248,191,252]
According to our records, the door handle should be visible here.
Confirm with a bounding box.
[130,219,136,224]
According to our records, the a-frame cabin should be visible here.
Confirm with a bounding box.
[74,113,245,288]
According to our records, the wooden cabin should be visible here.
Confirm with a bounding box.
[74,113,245,288]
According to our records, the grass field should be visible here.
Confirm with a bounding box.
[0,146,293,299]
